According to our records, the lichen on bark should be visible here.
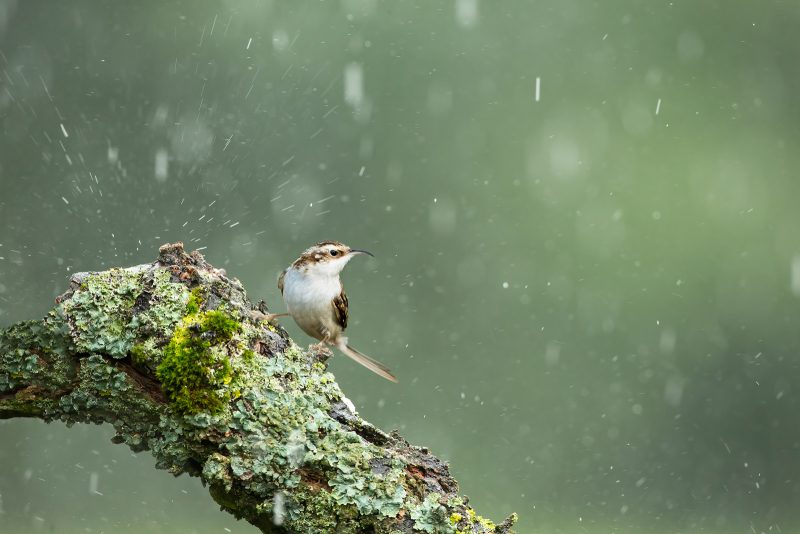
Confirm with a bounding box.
[0,242,517,534]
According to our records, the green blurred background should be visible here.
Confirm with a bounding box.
[2,1,800,532]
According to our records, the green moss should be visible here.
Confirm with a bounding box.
[185,287,204,315]
[156,298,243,415]
[202,310,241,340]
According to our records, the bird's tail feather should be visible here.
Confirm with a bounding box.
[335,338,398,383]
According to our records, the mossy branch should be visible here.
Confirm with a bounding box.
[0,243,517,534]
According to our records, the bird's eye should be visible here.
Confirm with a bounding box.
[329,249,339,256]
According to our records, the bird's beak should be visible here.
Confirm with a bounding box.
[349,248,374,258]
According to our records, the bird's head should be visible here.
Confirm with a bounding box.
[293,240,373,276]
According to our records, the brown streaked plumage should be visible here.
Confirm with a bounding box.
[332,291,349,330]
[289,241,351,269]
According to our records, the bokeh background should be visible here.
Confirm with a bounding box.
[2,1,800,532]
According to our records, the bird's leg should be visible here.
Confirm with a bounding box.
[309,330,331,353]
[249,309,289,323]
[309,333,335,364]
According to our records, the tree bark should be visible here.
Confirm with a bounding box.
[0,243,517,534]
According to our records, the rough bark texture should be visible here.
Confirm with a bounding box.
[0,243,517,534]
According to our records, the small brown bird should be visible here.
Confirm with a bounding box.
[278,241,397,382]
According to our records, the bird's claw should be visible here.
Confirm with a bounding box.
[249,310,288,324]
[309,342,334,363]
[309,341,329,352]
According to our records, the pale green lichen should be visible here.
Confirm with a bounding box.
[38,351,163,453]
[62,267,189,359]
[0,311,73,397]
[61,269,140,357]
[208,345,408,529]
[410,493,457,534]
[128,269,191,340]
[282,486,359,533]
[130,338,159,368]
[313,431,407,518]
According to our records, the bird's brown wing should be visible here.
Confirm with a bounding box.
[277,269,287,295]
[332,288,349,330]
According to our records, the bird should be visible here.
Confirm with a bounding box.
[277,241,398,382]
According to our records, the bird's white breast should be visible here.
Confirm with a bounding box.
[282,267,342,338]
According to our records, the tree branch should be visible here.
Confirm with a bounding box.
[0,243,517,534]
